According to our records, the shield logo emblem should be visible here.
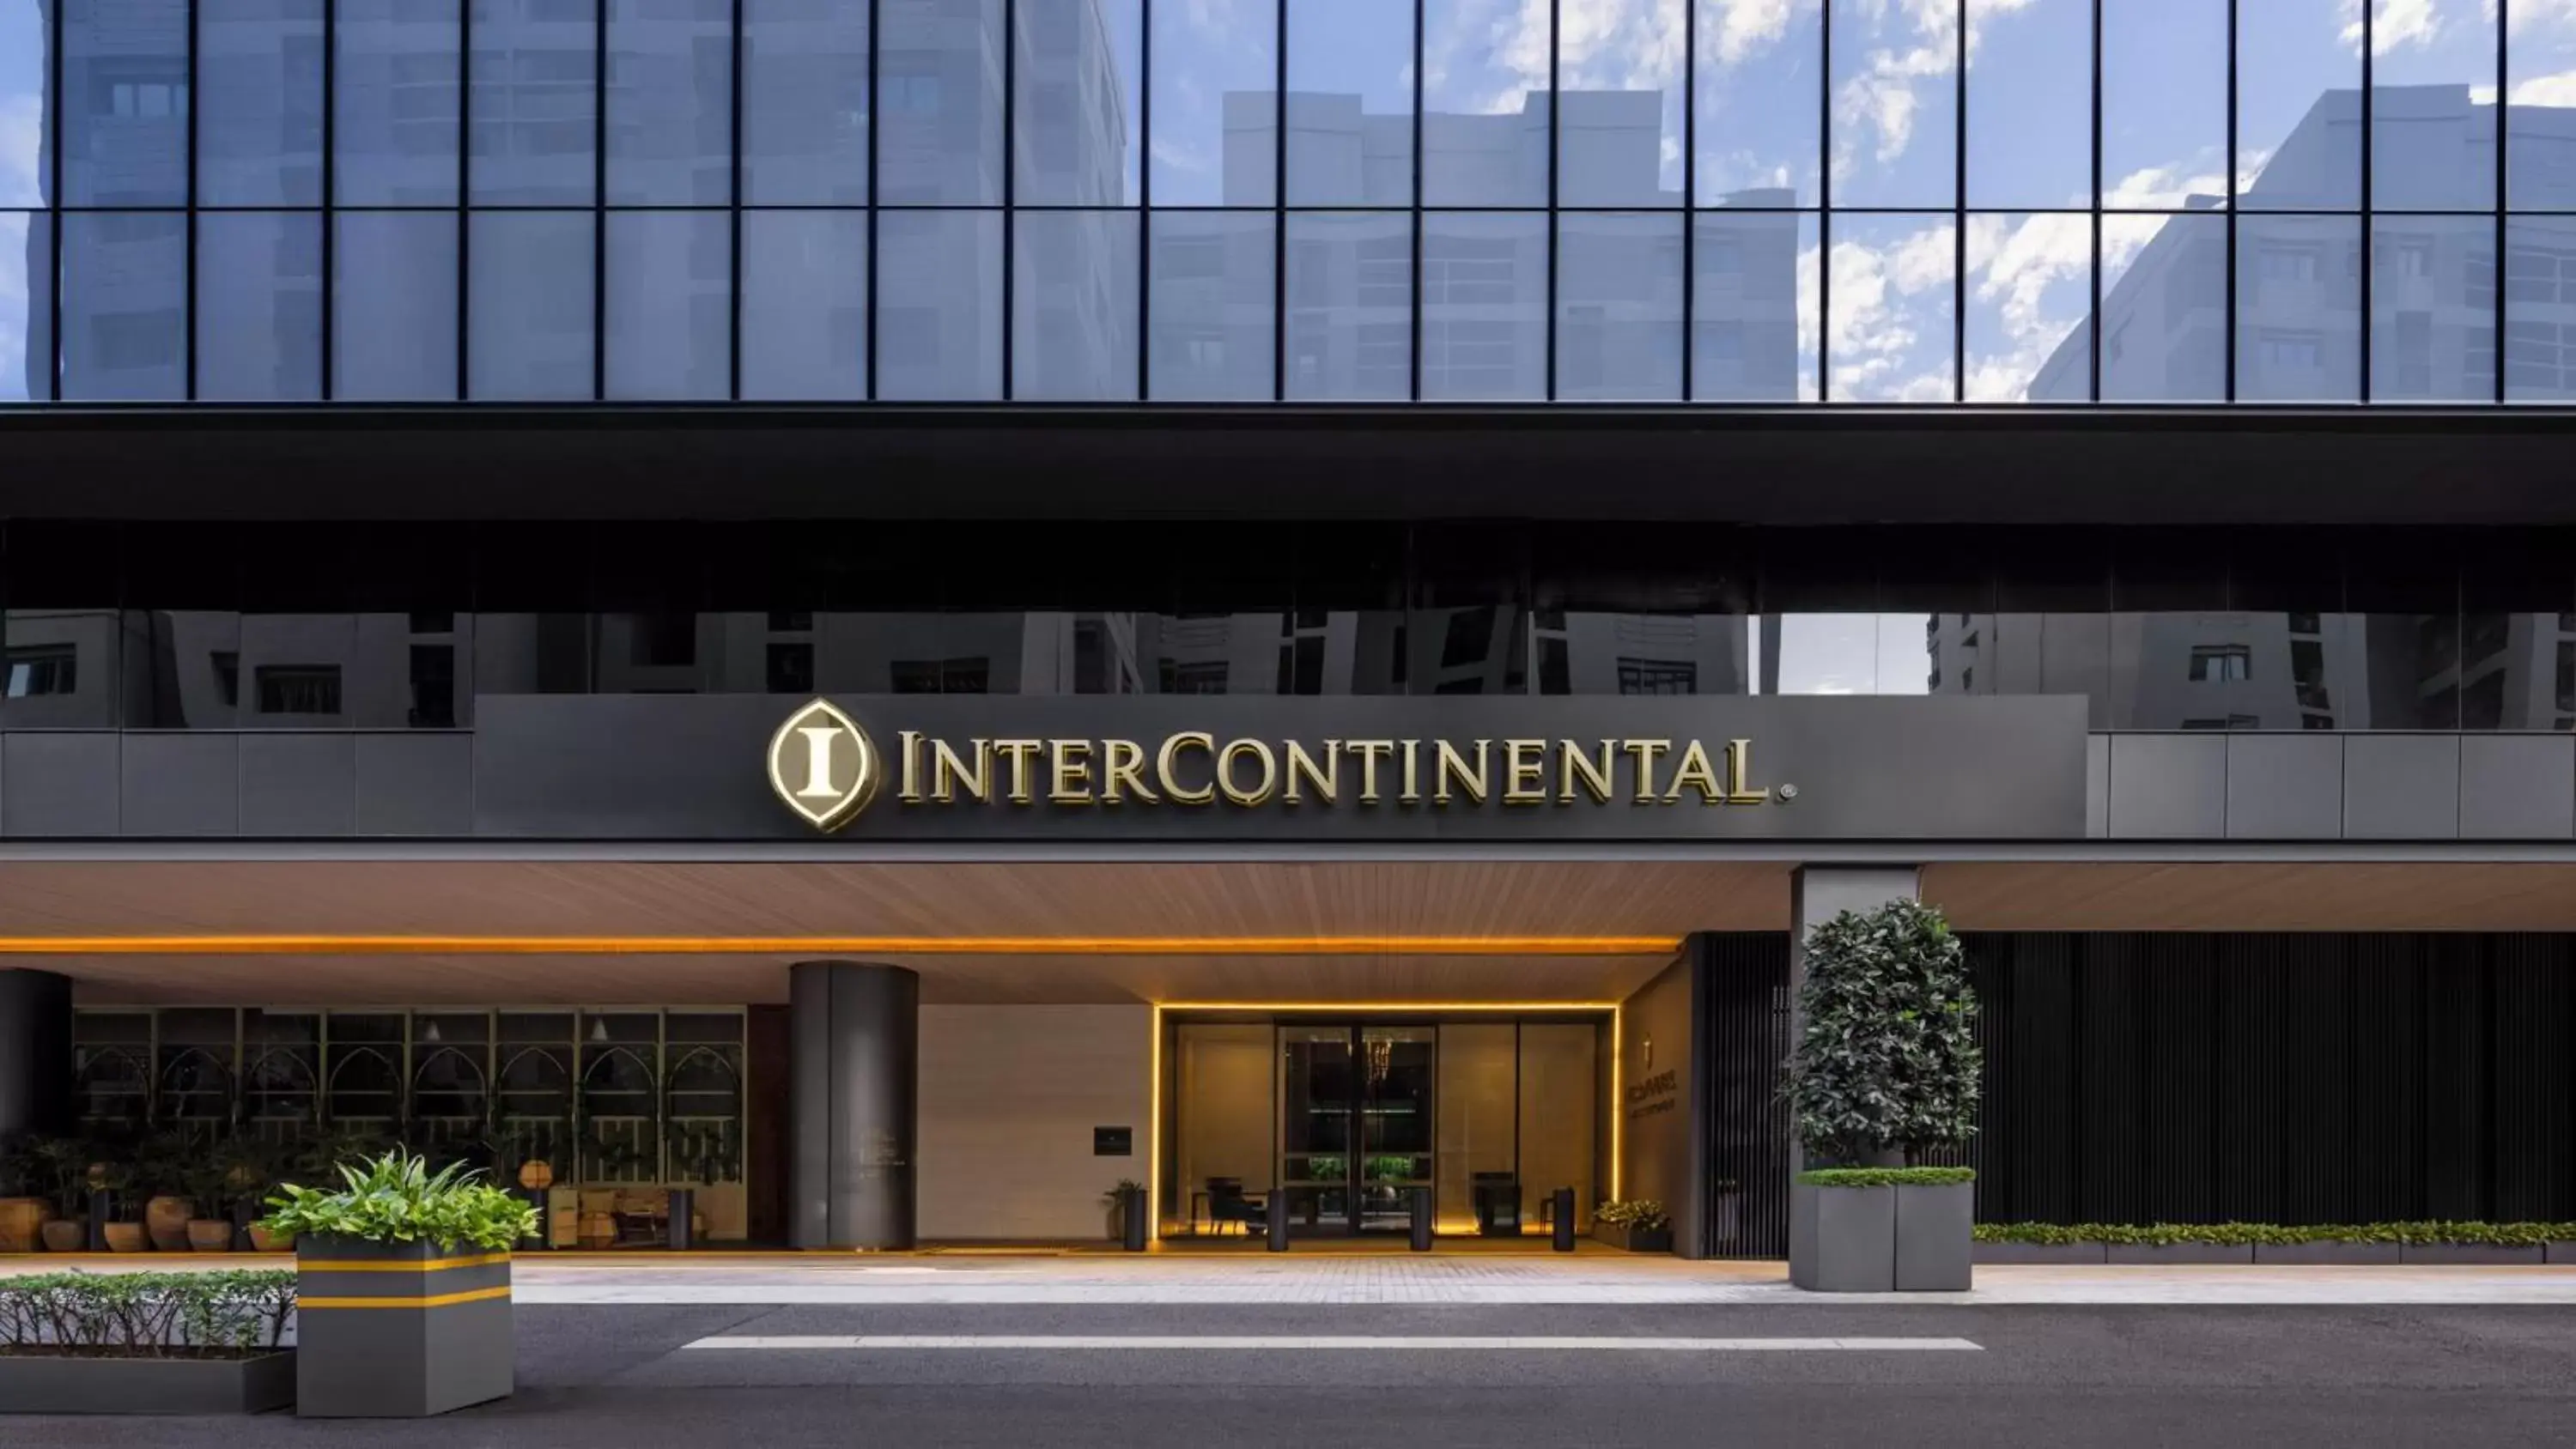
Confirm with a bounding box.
[766,698,879,831]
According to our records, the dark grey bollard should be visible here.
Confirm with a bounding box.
[1409,1187,1433,1251]
[1552,1187,1576,1252]
[1268,1187,1290,1252]
[1121,1185,1150,1252]
[88,1189,110,1252]
[667,1188,695,1251]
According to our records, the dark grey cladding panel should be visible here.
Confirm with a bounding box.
[240,732,357,837]
[119,733,240,836]
[3,733,116,837]
[2343,734,2462,840]
[471,694,2093,841]
[2105,734,2226,839]
[2226,735,2343,840]
[355,734,475,837]
[2460,735,2576,840]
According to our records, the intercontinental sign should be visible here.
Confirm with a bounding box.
[767,698,1779,833]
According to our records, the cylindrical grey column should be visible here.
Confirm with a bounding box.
[0,970,72,1142]
[787,961,919,1250]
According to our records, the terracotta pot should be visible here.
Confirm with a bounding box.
[0,1197,45,1252]
[246,1222,295,1253]
[40,1218,85,1252]
[144,1196,197,1252]
[185,1219,234,1252]
[518,1160,556,1191]
[103,1222,148,1253]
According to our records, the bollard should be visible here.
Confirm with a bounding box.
[88,1189,110,1252]
[1409,1186,1432,1252]
[1267,1187,1291,1252]
[1121,1185,1150,1252]
[1552,1187,1576,1252]
[667,1187,695,1251]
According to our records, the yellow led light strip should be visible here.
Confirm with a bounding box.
[0,935,1680,957]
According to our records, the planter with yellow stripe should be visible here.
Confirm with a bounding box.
[294,1240,513,1418]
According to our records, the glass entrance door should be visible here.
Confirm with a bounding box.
[1277,1024,1434,1235]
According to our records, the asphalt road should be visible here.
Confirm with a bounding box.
[9,1302,2576,1447]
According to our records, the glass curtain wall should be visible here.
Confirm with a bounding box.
[1168,1014,1602,1239]
[0,0,2555,403]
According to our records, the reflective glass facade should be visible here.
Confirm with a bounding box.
[5,0,2573,403]
[12,520,2576,733]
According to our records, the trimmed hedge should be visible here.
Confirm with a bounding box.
[1797,1167,1978,1189]
[1974,1221,2576,1247]
[0,1270,295,1360]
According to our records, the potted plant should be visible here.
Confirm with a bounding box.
[180,1143,251,1253]
[1102,1179,1147,1250]
[1783,898,1983,1293]
[137,1132,198,1252]
[1593,1200,1673,1253]
[0,1141,43,1253]
[259,1147,538,1418]
[96,1164,149,1253]
[29,1137,93,1252]
[0,1268,297,1413]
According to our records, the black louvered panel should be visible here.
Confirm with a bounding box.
[1957,931,2576,1229]
[1698,932,1790,1260]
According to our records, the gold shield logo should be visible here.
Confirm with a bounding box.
[766,699,879,831]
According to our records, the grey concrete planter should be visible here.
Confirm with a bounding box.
[2547,1241,2576,1264]
[2399,1243,2544,1265]
[2252,1240,2402,1265]
[1791,1182,1894,1292]
[1974,1240,2106,1264]
[0,1352,295,1415]
[2104,1242,2255,1264]
[1592,1222,1674,1253]
[295,1238,513,1418]
[1894,1182,1973,1290]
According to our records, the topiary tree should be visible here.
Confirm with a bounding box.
[1782,898,1982,1167]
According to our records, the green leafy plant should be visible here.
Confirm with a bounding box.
[258,1147,538,1253]
[1975,1220,2576,1247]
[1100,1178,1145,1207]
[1797,1167,1978,1189]
[1595,1199,1670,1231]
[22,1137,94,1218]
[0,1270,295,1360]
[1782,898,1982,1167]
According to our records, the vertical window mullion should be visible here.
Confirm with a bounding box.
[1137,0,1151,402]
[2496,0,2509,405]
[1680,0,1695,401]
[1544,0,1558,401]
[866,0,880,401]
[729,0,744,401]
[322,0,338,400]
[2360,0,2372,403]
[2088,0,2102,403]
[1410,0,1424,402]
[1817,0,1832,402]
[593,0,609,401]
[2224,0,2238,402]
[1000,0,1017,400]
[459,0,475,401]
[1271,0,1286,402]
[45,0,60,400]
[185,0,200,401]
[1952,0,1965,403]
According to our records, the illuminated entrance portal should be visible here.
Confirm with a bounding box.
[1163,1011,1612,1241]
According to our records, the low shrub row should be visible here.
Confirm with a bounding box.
[0,1270,295,1360]
[1797,1167,1978,1189]
[1974,1221,2576,1246]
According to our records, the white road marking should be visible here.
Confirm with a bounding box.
[682,1335,1982,1352]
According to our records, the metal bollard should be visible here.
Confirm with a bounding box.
[667,1187,695,1251]
[1552,1187,1576,1252]
[88,1189,110,1252]
[1267,1187,1291,1252]
[1409,1186,1432,1252]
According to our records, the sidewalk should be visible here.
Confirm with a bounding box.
[15,1252,2576,1305]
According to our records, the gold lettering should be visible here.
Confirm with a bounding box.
[1400,739,1422,804]
[930,739,994,803]
[1434,739,1490,805]
[1724,738,1771,804]
[1218,739,1279,807]
[1664,739,1722,804]
[1157,731,1217,805]
[1048,739,1094,805]
[1285,741,1338,803]
[1620,739,1670,804]
[1502,739,1547,804]
[1560,738,1616,803]
[898,730,925,803]
[993,739,1043,804]
[1102,739,1156,804]
[1346,740,1394,803]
